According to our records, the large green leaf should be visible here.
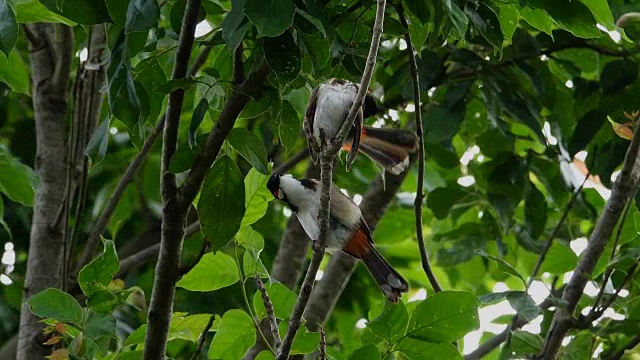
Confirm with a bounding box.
[208,309,255,360]
[9,0,74,24]
[39,0,112,24]
[511,330,543,357]
[244,0,294,37]
[279,100,300,153]
[125,0,159,33]
[527,0,600,38]
[540,243,578,275]
[227,128,269,175]
[222,0,249,51]
[84,310,116,339]
[0,152,38,206]
[0,50,29,94]
[407,291,480,342]
[107,32,141,131]
[348,344,380,360]
[396,338,462,360]
[475,249,526,285]
[561,332,594,359]
[197,155,245,251]
[0,0,17,56]
[441,0,468,38]
[427,186,467,220]
[78,237,120,296]
[176,252,240,291]
[525,180,547,240]
[367,301,409,344]
[241,168,272,227]
[264,31,301,87]
[27,288,83,324]
[465,3,504,52]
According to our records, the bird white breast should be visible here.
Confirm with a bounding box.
[313,83,357,142]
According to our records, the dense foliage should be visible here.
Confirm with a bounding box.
[1,0,640,359]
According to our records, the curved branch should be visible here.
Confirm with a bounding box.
[397,4,442,293]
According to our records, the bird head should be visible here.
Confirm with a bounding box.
[267,173,318,213]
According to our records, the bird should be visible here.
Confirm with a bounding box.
[267,173,409,302]
[304,78,418,175]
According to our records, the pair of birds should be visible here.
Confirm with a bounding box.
[267,79,416,302]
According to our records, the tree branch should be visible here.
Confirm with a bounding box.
[18,23,74,360]
[397,4,442,293]
[256,274,282,349]
[538,122,640,359]
[143,0,202,357]
[605,336,640,360]
[189,315,215,360]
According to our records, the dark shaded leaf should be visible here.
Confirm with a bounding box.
[0,1,17,56]
[189,98,209,149]
[84,311,116,339]
[525,180,547,239]
[600,59,639,94]
[506,292,542,322]
[228,128,269,174]
[279,100,300,152]
[244,0,294,37]
[125,0,159,33]
[264,31,301,87]
[465,3,504,51]
[156,78,197,93]
[475,249,526,285]
[39,0,112,24]
[85,118,110,166]
[197,155,245,251]
[222,0,250,51]
[427,186,467,220]
[107,32,141,130]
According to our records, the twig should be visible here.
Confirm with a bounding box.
[273,148,310,174]
[538,111,640,359]
[189,315,215,360]
[144,0,202,358]
[277,156,335,360]
[396,4,442,293]
[255,274,282,349]
[319,325,326,360]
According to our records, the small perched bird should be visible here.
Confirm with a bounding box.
[267,173,409,302]
[305,78,418,175]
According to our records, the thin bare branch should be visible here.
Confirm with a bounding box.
[256,274,282,349]
[189,315,215,360]
[397,4,442,293]
[319,325,326,360]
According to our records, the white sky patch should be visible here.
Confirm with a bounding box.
[194,20,212,37]
[493,282,509,293]
[593,343,604,358]
[405,103,415,112]
[388,109,400,121]
[565,80,574,88]
[353,194,363,205]
[584,281,599,297]
[529,280,550,304]
[315,270,324,280]
[540,54,549,61]
[77,47,88,62]
[570,238,588,256]
[562,336,573,346]
[457,175,476,187]
[543,122,558,145]
[597,23,622,43]
[355,318,368,329]
[283,207,292,218]
[396,192,416,206]
[0,274,11,285]
[464,300,513,354]
[109,127,118,135]
[409,288,427,302]
[619,289,629,298]
[2,242,15,275]
[521,315,544,334]
[427,87,436,98]
[611,170,621,183]
[340,188,349,196]
[398,38,407,51]
[460,145,481,166]
[381,39,396,49]
[477,155,485,162]
[563,271,574,284]
[371,118,385,128]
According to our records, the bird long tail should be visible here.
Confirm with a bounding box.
[344,126,418,175]
[360,245,409,303]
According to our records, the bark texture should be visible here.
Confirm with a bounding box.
[17,23,74,360]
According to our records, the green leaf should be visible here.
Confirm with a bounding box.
[407,291,480,342]
[243,248,268,278]
[156,78,197,93]
[0,0,17,56]
[208,309,255,360]
[348,344,380,360]
[291,331,320,354]
[580,0,615,28]
[189,98,209,149]
[0,50,29,94]
[367,301,409,344]
[519,6,553,36]
[125,0,159,33]
[27,288,83,324]
[511,330,543,356]
[0,152,38,206]
[568,110,607,157]
[474,249,526,285]
[108,32,141,131]
[244,0,294,37]
[263,31,301,87]
[10,0,74,24]
[540,243,578,275]
[85,118,110,166]
[427,186,466,220]
[86,290,120,313]
[198,155,245,251]
[169,313,214,342]
[465,3,504,52]
[78,237,120,296]
[396,338,462,360]
[506,292,542,322]
[476,129,511,158]
[491,1,519,45]
[279,100,300,153]
[253,282,297,320]
[525,180,547,240]
[39,0,111,24]
[561,332,593,360]
[177,252,240,291]
[423,82,469,143]
[84,310,116,339]
[526,0,600,38]
[222,0,249,51]
[228,128,269,175]
[236,226,264,250]
[600,59,639,94]
[241,168,272,227]
[441,0,468,38]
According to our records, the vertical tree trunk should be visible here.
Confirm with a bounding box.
[17,23,73,360]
